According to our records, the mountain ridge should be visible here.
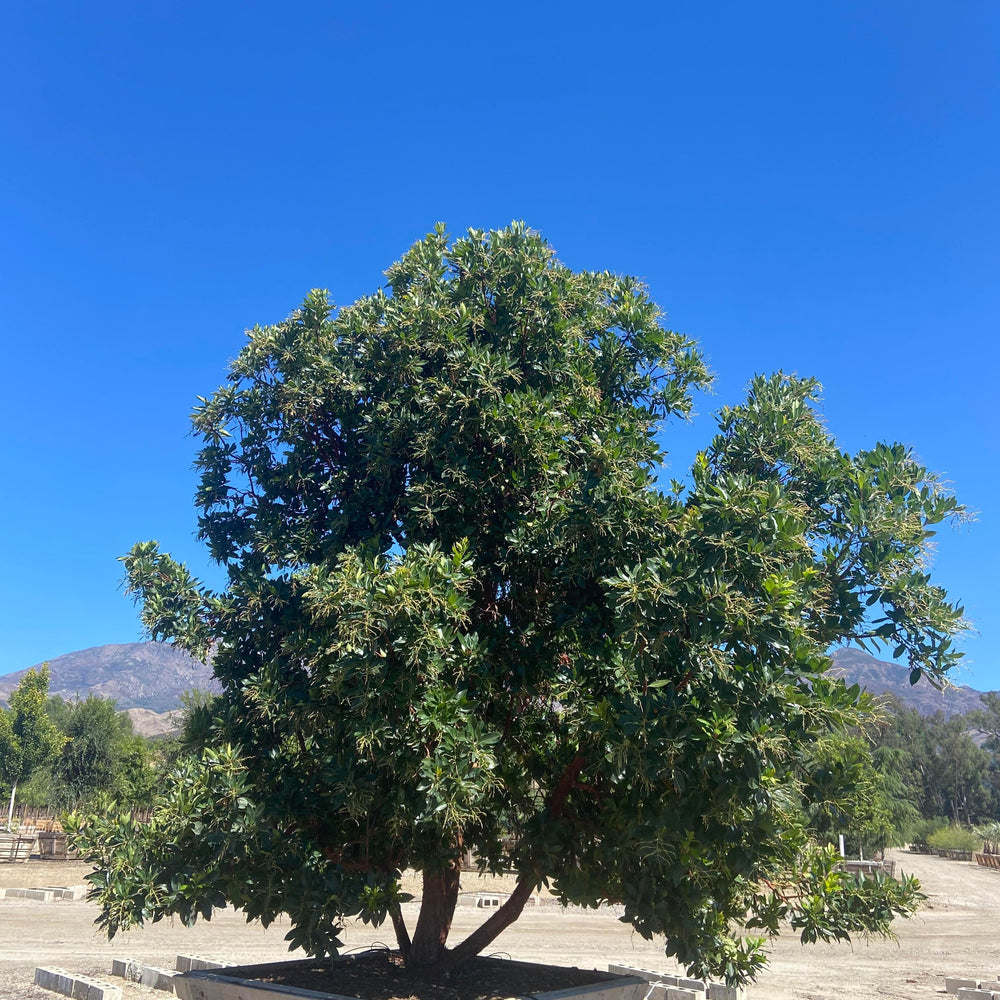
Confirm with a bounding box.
[828,647,988,717]
[0,642,219,714]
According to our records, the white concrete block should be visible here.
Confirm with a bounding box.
[82,978,122,1000]
[947,979,979,994]
[138,966,159,987]
[666,989,701,1000]
[175,955,230,972]
[138,965,176,991]
[34,967,121,1000]
[678,978,706,992]
[35,967,73,994]
[109,958,142,982]
[6,887,54,900]
[707,986,746,1000]
[956,990,994,1000]
[57,885,89,900]
[72,975,95,998]
[635,986,667,1000]
[156,968,179,992]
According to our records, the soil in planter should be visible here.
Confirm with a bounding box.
[253,951,616,1000]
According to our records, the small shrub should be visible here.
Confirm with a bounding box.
[927,825,981,853]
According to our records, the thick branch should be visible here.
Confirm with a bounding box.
[445,753,586,967]
[389,902,411,959]
[550,754,586,819]
[446,872,536,968]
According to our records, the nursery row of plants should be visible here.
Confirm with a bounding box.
[907,819,1000,859]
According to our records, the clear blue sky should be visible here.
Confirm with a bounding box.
[2,2,997,688]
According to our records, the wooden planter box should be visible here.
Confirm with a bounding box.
[173,956,648,1000]
[37,831,80,861]
[975,852,1000,869]
[0,831,36,863]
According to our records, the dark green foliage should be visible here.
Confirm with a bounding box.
[800,731,898,857]
[973,691,1000,754]
[0,666,65,825]
[799,692,1000,855]
[151,687,221,774]
[875,699,997,826]
[43,695,73,733]
[16,694,158,810]
[52,696,156,808]
[908,817,950,852]
[69,224,965,983]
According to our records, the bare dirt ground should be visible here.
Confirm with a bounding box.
[0,850,997,999]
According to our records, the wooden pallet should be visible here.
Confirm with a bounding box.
[0,832,36,863]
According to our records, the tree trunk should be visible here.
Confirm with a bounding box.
[406,755,585,972]
[408,864,461,968]
[5,781,16,831]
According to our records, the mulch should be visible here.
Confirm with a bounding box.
[249,950,615,1000]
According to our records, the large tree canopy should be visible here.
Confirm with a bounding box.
[71,223,966,984]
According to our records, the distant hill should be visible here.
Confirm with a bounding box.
[0,642,219,714]
[829,647,988,717]
[124,706,182,737]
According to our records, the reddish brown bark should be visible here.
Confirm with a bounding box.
[549,754,586,819]
[408,864,461,967]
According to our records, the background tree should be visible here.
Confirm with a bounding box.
[923,715,994,824]
[13,694,159,811]
[49,696,156,808]
[875,701,996,826]
[43,694,73,733]
[70,224,966,985]
[868,743,923,846]
[800,729,897,858]
[973,691,1000,754]
[148,687,221,776]
[0,666,64,827]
